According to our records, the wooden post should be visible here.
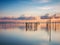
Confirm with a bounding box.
[34,22,40,31]
[25,22,33,31]
[55,22,56,31]
[46,22,48,31]
[26,22,28,31]
[30,23,32,30]
[34,23,37,31]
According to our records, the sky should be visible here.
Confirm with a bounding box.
[0,0,60,17]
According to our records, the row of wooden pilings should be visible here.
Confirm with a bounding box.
[25,21,60,42]
[25,21,52,42]
[25,22,40,31]
[25,22,54,31]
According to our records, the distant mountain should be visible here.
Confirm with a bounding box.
[52,14,60,18]
[0,16,36,20]
[17,16,36,20]
[0,17,17,20]
[40,14,49,19]
[0,14,60,20]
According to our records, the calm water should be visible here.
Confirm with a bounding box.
[0,26,60,45]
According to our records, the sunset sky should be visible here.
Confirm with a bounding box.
[0,0,60,17]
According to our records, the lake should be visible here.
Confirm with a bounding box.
[0,24,60,45]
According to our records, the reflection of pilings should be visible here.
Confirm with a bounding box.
[47,22,51,42]
[46,22,48,31]
[46,22,51,31]
[28,23,32,30]
[30,23,32,30]
[46,19,51,42]
[26,23,28,31]
[34,23,38,31]
[49,19,51,42]
[55,22,56,31]
[27,23,30,30]
[26,23,29,31]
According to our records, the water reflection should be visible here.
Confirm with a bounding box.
[0,22,60,31]
[0,23,60,45]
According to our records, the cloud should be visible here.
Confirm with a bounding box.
[35,4,60,15]
[32,0,51,3]
[36,6,53,10]
[21,4,60,16]
[40,0,51,3]
[36,4,60,11]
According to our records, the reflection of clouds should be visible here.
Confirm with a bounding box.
[0,29,60,45]
[51,31,60,42]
